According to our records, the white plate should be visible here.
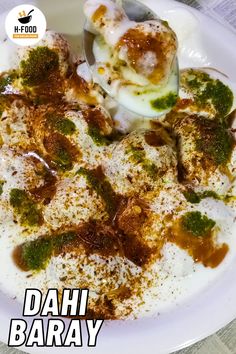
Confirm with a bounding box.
[0,0,236,353]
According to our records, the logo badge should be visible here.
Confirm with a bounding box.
[5,4,46,46]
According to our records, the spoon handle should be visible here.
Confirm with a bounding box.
[27,9,34,16]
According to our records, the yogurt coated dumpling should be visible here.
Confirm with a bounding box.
[117,21,177,86]
[84,0,179,117]
[84,0,177,86]
[84,0,135,46]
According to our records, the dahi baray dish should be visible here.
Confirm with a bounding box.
[84,0,179,116]
[0,0,236,319]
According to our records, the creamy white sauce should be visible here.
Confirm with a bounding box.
[0,38,18,72]
[0,5,235,320]
[149,7,211,68]
[0,195,235,318]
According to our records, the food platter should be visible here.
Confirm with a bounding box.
[0,0,236,353]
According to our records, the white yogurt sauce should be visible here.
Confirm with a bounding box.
[0,5,236,319]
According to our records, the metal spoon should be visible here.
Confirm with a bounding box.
[83,0,179,118]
